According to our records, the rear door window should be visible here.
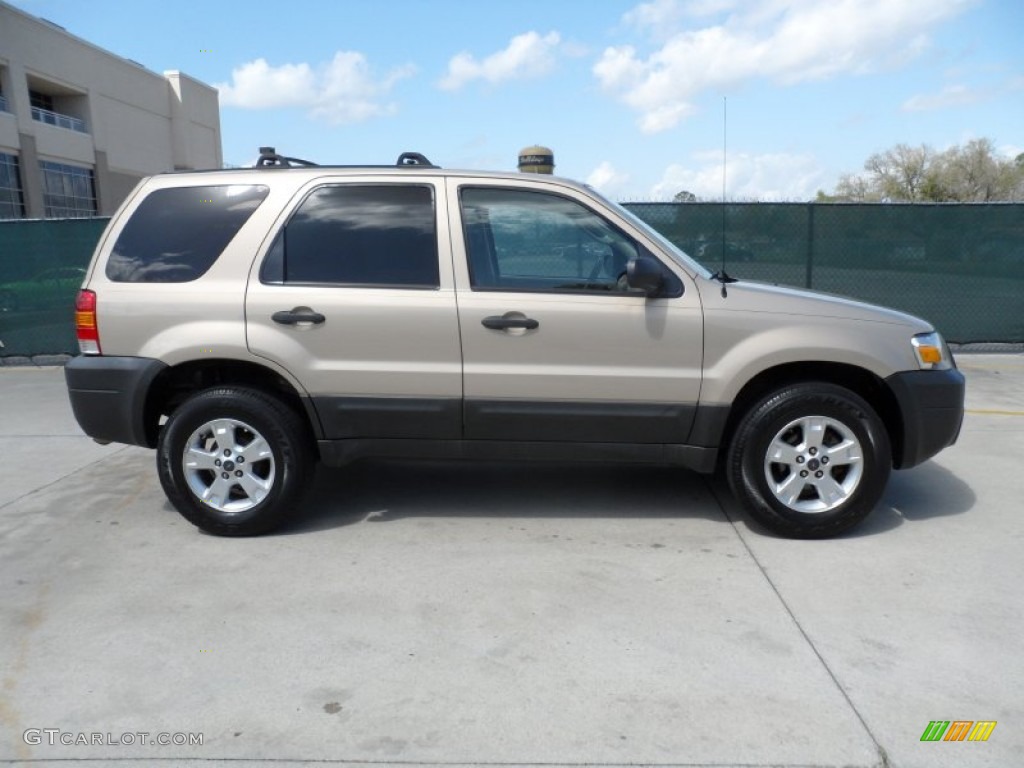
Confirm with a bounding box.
[260,184,438,289]
[106,185,269,282]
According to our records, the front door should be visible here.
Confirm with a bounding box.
[448,180,704,444]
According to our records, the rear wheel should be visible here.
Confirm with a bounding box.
[157,387,313,536]
[726,383,891,538]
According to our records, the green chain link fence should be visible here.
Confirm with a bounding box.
[0,217,109,358]
[624,202,1024,343]
[1,203,1022,358]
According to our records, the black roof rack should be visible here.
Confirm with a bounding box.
[396,152,436,167]
[256,147,318,168]
[253,147,438,169]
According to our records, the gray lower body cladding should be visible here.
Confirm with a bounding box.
[312,396,698,443]
[316,438,717,472]
[885,368,966,469]
[65,356,964,476]
[310,395,715,472]
[65,355,167,446]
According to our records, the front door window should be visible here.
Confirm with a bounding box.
[461,187,657,294]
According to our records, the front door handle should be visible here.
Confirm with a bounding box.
[272,307,326,325]
[481,315,539,331]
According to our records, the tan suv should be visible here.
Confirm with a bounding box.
[64,149,965,538]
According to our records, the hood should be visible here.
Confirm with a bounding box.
[700,278,933,332]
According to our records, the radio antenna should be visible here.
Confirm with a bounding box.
[721,97,727,275]
[713,95,737,297]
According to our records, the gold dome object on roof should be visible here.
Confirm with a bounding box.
[518,145,554,174]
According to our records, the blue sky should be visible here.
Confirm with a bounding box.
[12,0,1024,200]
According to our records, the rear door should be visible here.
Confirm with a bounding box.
[245,177,462,441]
[448,178,704,444]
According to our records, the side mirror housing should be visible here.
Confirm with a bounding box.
[626,255,665,297]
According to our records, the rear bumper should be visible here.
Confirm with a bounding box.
[65,356,166,447]
[886,368,965,469]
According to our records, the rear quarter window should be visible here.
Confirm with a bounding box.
[106,184,269,282]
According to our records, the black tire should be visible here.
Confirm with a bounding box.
[726,383,891,539]
[157,387,314,536]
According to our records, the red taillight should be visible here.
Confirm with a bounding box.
[75,289,101,355]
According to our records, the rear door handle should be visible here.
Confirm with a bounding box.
[481,315,539,330]
[272,307,326,325]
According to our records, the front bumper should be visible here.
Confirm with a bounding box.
[65,356,167,447]
[885,368,965,469]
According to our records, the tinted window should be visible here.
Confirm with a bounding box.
[262,185,438,288]
[0,152,25,220]
[460,187,643,294]
[107,185,268,282]
[40,161,97,218]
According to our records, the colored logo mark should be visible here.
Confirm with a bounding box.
[920,720,996,742]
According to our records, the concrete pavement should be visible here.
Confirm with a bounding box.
[1,355,1022,767]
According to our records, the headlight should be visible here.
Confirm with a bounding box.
[911,331,952,370]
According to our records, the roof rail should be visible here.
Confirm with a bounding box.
[256,147,318,168]
[252,147,439,169]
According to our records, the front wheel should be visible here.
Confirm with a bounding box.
[157,387,313,536]
[726,383,891,538]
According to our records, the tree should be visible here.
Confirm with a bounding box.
[866,143,933,200]
[673,190,698,203]
[825,138,1024,202]
[933,139,1011,201]
[822,174,876,202]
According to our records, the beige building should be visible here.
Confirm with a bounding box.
[0,0,222,219]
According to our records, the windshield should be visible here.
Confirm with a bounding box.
[587,188,713,279]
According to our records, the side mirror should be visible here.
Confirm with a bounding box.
[626,255,665,297]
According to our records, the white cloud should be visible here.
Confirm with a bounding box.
[651,150,825,201]
[216,52,414,124]
[623,0,688,31]
[902,84,983,112]
[683,0,740,17]
[998,144,1022,160]
[439,31,562,91]
[597,0,975,133]
[215,59,316,109]
[586,161,630,195]
[639,103,696,133]
[624,0,737,32]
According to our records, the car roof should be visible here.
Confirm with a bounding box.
[153,147,585,189]
[148,165,593,198]
[156,166,575,183]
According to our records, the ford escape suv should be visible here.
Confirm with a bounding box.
[64,149,965,538]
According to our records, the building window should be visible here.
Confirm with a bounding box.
[28,88,87,133]
[40,160,97,218]
[0,153,26,219]
[29,90,54,112]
